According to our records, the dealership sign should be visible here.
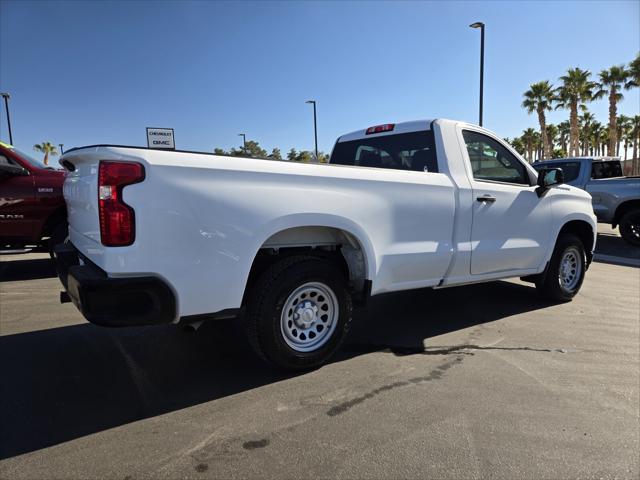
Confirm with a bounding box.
[146,127,175,150]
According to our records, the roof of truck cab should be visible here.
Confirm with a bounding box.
[541,156,621,163]
[337,119,436,143]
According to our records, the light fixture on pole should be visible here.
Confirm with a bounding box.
[238,133,247,156]
[469,22,485,127]
[305,100,318,161]
[0,92,13,144]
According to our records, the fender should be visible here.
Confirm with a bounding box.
[542,212,597,268]
[246,212,378,284]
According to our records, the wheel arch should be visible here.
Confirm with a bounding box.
[612,199,640,228]
[242,215,377,304]
[554,219,596,266]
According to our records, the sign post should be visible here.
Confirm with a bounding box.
[146,127,175,150]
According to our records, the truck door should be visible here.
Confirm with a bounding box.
[461,130,551,275]
[0,153,36,242]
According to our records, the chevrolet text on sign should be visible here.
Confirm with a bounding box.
[146,128,175,149]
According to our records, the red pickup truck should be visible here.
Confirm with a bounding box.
[0,141,67,253]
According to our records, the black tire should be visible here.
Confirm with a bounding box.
[48,223,68,258]
[536,233,586,302]
[244,255,353,371]
[619,209,640,246]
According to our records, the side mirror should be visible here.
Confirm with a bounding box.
[0,163,29,180]
[536,167,564,197]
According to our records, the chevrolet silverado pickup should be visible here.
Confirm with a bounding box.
[0,141,67,253]
[55,119,597,370]
[533,157,640,245]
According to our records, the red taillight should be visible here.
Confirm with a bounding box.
[98,161,145,246]
[365,124,395,135]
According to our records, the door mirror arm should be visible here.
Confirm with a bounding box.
[536,168,564,198]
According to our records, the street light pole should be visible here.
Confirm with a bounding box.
[0,92,13,144]
[469,22,485,127]
[59,144,64,154]
[238,133,247,156]
[305,100,318,161]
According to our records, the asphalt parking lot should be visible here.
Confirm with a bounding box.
[1,226,638,479]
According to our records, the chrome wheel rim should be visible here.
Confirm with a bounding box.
[559,247,582,292]
[280,282,338,352]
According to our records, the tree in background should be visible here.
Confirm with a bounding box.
[579,112,595,155]
[617,115,632,159]
[626,52,639,90]
[520,128,537,162]
[287,148,298,161]
[269,148,282,160]
[33,142,58,165]
[555,68,598,156]
[545,123,558,154]
[594,65,629,155]
[632,116,640,175]
[558,120,571,154]
[522,81,555,160]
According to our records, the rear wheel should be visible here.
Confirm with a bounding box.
[619,209,640,246]
[536,234,586,302]
[244,255,352,371]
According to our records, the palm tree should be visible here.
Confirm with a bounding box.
[579,112,595,155]
[617,115,632,159]
[545,123,558,155]
[594,65,629,156]
[510,137,526,157]
[630,115,640,175]
[522,81,555,160]
[521,128,537,163]
[625,52,639,90]
[585,121,603,156]
[555,68,598,157]
[33,142,58,165]
[558,120,571,154]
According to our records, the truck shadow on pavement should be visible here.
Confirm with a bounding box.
[594,232,640,262]
[0,257,56,282]
[0,279,554,460]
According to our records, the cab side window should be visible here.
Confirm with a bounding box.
[0,154,18,167]
[551,161,581,183]
[462,130,530,185]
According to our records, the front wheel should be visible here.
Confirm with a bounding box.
[536,233,586,302]
[244,255,353,371]
[619,209,640,246]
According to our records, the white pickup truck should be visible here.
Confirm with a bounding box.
[55,119,597,370]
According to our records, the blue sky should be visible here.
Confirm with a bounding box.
[1,0,638,157]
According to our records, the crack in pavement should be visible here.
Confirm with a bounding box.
[348,343,567,356]
[418,344,567,355]
[326,356,464,417]
[326,343,567,417]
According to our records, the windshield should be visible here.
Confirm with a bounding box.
[5,145,53,170]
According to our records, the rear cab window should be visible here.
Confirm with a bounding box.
[330,130,438,173]
[591,161,622,179]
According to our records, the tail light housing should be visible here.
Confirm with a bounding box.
[98,161,145,246]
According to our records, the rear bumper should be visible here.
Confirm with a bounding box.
[54,243,176,327]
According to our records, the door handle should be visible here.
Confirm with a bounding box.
[476,195,496,203]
